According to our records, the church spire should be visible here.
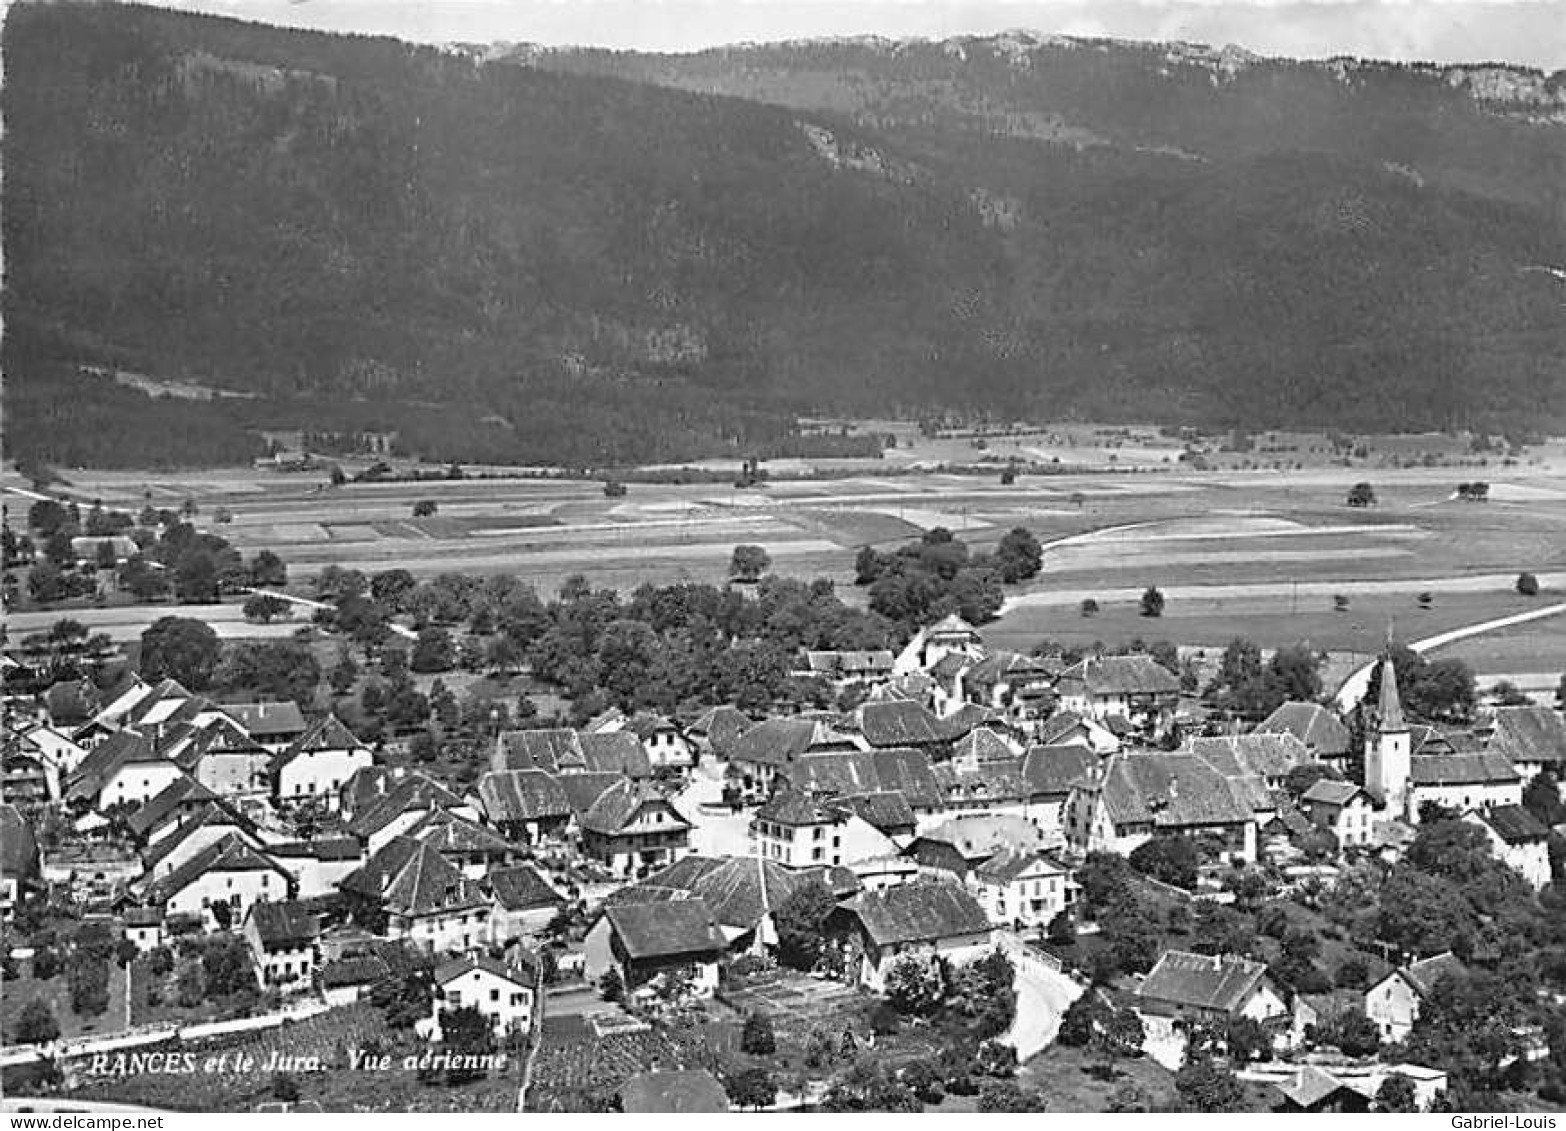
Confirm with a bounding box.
[1377,632,1407,734]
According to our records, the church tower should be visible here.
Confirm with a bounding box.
[1364,639,1412,819]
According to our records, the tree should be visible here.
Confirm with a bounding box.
[438,1004,495,1084]
[995,527,1043,583]
[1175,1057,1247,1112]
[598,967,624,1002]
[173,549,220,603]
[140,616,221,689]
[822,1058,921,1112]
[724,1066,776,1110]
[28,499,70,536]
[1517,572,1540,596]
[741,1010,777,1056]
[729,544,772,583]
[1129,837,1198,889]
[410,625,455,673]
[1375,1073,1417,1112]
[412,500,438,517]
[242,593,290,623]
[602,480,627,498]
[1140,586,1165,618]
[249,550,288,588]
[1320,1010,1381,1058]
[1080,597,1099,617]
[884,954,944,1016]
[1347,482,1376,507]
[271,1072,301,1103]
[12,999,59,1045]
[1099,893,1162,974]
[1223,1016,1271,1063]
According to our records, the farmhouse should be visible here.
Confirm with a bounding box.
[893,613,985,675]
[220,701,309,752]
[487,864,567,944]
[270,714,372,810]
[144,832,294,925]
[751,789,898,869]
[1462,804,1552,889]
[623,713,696,771]
[1053,655,1180,742]
[685,705,752,760]
[1366,952,1465,1042]
[1136,949,1288,1031]
[425,954,539,1039]
[244,899,320,994]
[1064,752,1258,862]
[968,848,1073,929]
[476,769,574,843]
[338,836,491,953]
[1255,701,1353,771]
[1300,779,1376,848]
[65,731,183,810]
[576,779,691,878]
[838,878,993,992]
[726,717,863,798]
[600,897,727,996]
[1482,705,1566,783]
[1019,742,1101,841]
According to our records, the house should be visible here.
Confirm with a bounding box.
[2,731,61,803]
[144,833,295,927]
[605,854,829,954]
[1273,1065,1371,1113]
[141,802,259,880]
[185,730,273,801]
[958,651,1059,734]
[266,837,366,899]
[487,864,567,944]
[1300,780,1376,848]
[578,732,654,779]
[1365,952,1465,1042]
[270,715,372,810]
[1035,711,1121,755]
[1135,950,1288,1035]
[244,900,320,994]
[64,731,183,810]
[1406,753,1522,821]
[932,758,1032,822]
[1019,742,1101,841]
[70,534,138,567]
[892,614,985,675]
[338,836,491,954]
[948,727,1023,772]
[1064,752,1259,862]
[123,906,166,953]
[796,650,895,688]
[856,700,950,754]
[403,808,521,879]
[618,1069,731,1114]
[1255,702,1353,771]
[908,814,1049,879]
[1053,655,1181,742]
[1482,705,1566,784]
[125,775,220,844]
[838,878,993,992]
[777,748,943,816]
[750,790,900,869]
[969,849,1073,929]
[578,780,691,878]
[16,722,89,777]
[726,717,864,798]
[347,773,475,854]
[623,714,696,771]
[1185,734,1306,792]
[491,728,587,775]
[477,769,574,844]
[1288,989,1368,1049]
[221,701,309,752]
[1463,804,1552,889]
[599,898,727,996]
[424,954,538,1040]
[685,706,752,760]
[0,803,42,911]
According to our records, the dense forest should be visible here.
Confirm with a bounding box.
[4,4,1565,469]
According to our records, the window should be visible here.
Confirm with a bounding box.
[813,827,825,840]
[812,847,824,861]
[490,989,500,1002]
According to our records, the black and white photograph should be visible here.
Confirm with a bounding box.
[1,0,1564,1117]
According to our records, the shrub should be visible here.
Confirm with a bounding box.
[1140,586,1165,618]
[12,999,59,1045]
[1517,572,1540,596]
[411,500,438,517]
[740,1010,777,1056]
[1080,598,1099,617]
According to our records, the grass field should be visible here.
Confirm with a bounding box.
[4,965,129,1041]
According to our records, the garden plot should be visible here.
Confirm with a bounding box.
[721,973,864,1034]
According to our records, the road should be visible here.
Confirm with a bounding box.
[5,602,300,643]
[1333,600,1566,710]
[997,932,1085,1061]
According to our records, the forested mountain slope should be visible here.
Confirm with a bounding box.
[5,5,1564,469]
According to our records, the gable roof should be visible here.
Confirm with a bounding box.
[916,814,1047,861]
[580,780,689,836]
[1255,701,1352,756]
[272,714,366,774]
[1058,654,1180,698]
[973,847,1066,884]
[686,706,752,755]
[558,771,628,817]
[1138,949,1271,1012]
[248,899,319,946]
[780,748,942,810]
[952,727,1019,765]
[1020,743,1101,797]
[579,731,654,778]
[1400,952,1465,998]
[1035,711,1109,747]
[146,833,290,904]
[346,773,466,839]
[618,854,809,932]
[755,788,840,826]
[728,717,852,768]
[934,759,1030,806]
[338,836,486,918]
[803,650,895,676]
[125,775,218,839]
[65,730,169,802]
[831,790,916,832]
[488,864,566,912]
[844,879,991,946]
[927,613,979,638]
[1408,753,1519,786]
[1090,752,1255,828]
[858,700,948,747]
[1301,779,1366,807]
[1186,733,1307,780]
[493,728,584,774]
[478,769,573,824]
[1486,705,1566,766]
[141,803,256,873]
[1474,803,1550,845]
[603,897,726,959]
[403,808,517,855]
[221,701,309,739]
[434,953,538,989]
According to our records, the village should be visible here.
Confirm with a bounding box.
[3,511,1565,1114]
